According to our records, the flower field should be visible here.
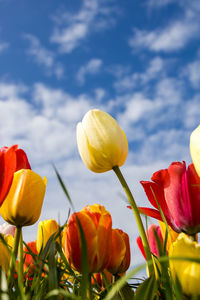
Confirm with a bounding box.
[0,109,200,299]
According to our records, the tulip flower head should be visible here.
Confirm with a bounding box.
[190,125,200,177]
[0,145,31,206]
[65,204,112,273]
[76,109,128,173]
[169,233,200,296]
[107,229,130,274]
[0,169,47,226]
[37,219,59,252]
[139,161,200,234]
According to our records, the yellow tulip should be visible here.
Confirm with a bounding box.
[0,234,14,273]
[37,219,59,252]
[76,109,128,173]
[190,125,200,176]
[169,233,200,295]
[0,169,47,227]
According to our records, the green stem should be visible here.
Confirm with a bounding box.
[8,226,22,285]
[112,166,154,275]
[18,228,24,284]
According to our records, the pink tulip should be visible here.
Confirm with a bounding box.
[138,161,200,234]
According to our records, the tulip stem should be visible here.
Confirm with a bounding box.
[18,227,24,285]
[112,166,154,275]
[8,226,21,286]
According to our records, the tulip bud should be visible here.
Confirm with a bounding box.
[65,204,112,273]
[190,125,200,177]
[36,219,59,252]
[107,229,130,274]
[76,109,128,173]
[0,169,47,227]
[0,234,14,272]
[169,233,200,296]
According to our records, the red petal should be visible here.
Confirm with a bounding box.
[140,180,170,219]
[187,163,200,226]
[136,236,146,259]
[15,149,31,170]
[138,207,163,221]
[0,145,17,206]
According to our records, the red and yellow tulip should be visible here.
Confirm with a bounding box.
[65,204,112,273]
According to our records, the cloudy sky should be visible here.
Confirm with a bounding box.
[0,0,200,270]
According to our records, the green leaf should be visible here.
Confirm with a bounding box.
[48,242,58,299]
[134,275,158,300]
[104,264,146,300]
[53,165,74,210]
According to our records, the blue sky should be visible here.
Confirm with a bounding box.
[0,0,200,268]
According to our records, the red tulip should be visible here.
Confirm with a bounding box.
[137,224,163,259]
[65,204,112,273]
[138,161,200,234]
[0,145,31,206]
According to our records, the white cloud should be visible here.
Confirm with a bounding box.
[24,34,64,79]
[0,41,9,53]
[51,0,118,53]
[114,57,165,91]
[76,58,102,84]
[129,3,200,53]
[185,59,200,89]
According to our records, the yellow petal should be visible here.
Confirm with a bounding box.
[77,109,128,173]
[0,169,47,226]
[190,125,200,176]
[37,219,59,252]
[169,233,200,295]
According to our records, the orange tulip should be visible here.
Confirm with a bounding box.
[65,204,112,273]
[107,229,130,274]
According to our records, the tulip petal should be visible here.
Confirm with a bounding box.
[164,162,192,231]
[15,149,31,170]
[140,180,170,219]
[0,145,18,206]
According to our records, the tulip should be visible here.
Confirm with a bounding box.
[137,224,163,259]
[169,233,200,295]
[138,161,200,234]
[76,109,128,173]
[0,223,15,237]
[106,229,130,274]
[23,241,38,275]
[190,125,200,177]
[0,145,31,206]
[65,204,112,273]
[0,234,14,272]
[37,219,59,252]
[0,169,47,226]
